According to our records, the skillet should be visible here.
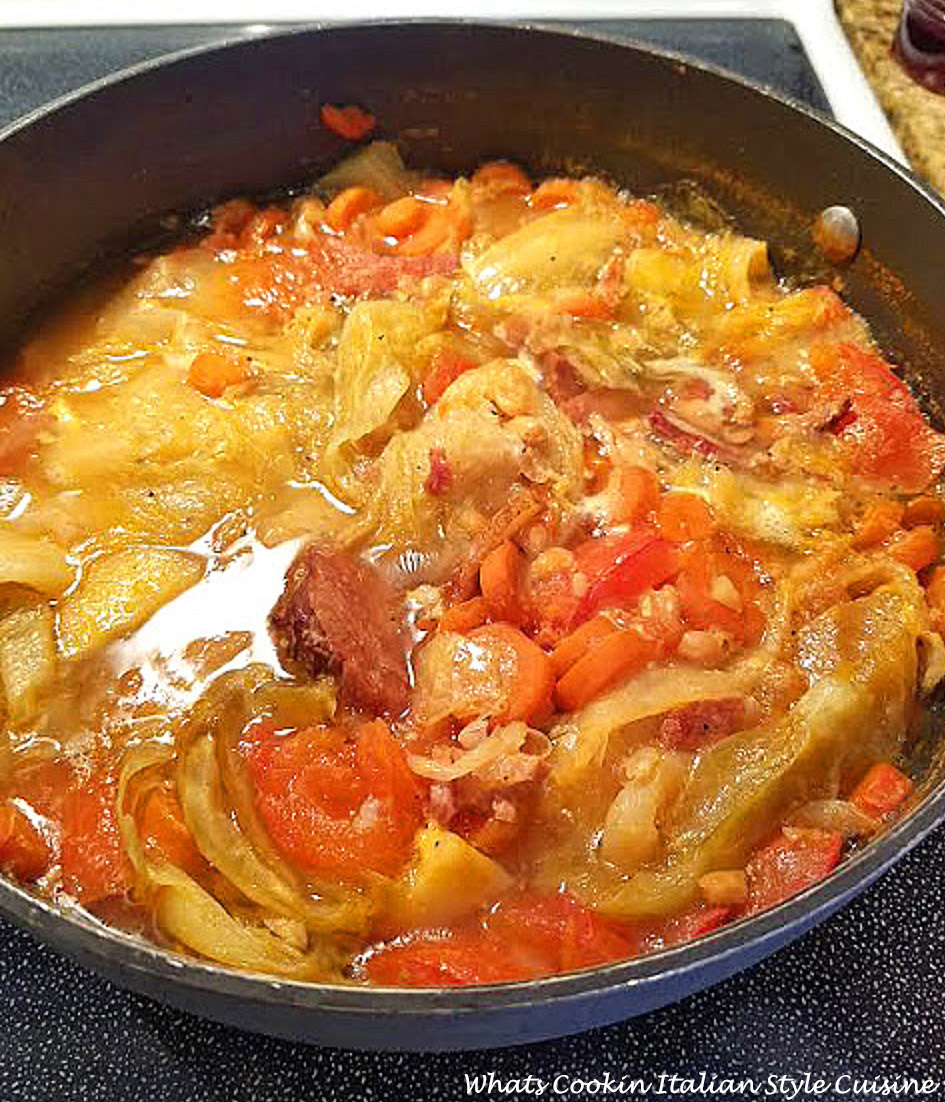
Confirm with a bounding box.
[1,20,945,1051]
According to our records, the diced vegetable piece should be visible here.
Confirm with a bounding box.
[612,465,660,524]
[658,492,716,543]
[387,824,512,930]
[325,185,382,231]
[438,596,490,634]
[850,761,913,820]
[0,603,56,723]
[422,348,478,405]
[887,525,940,572]
[531,178,580,210]
[61,771,131,903]
[852,499,903,549]
[320,103,375,141]
[479,540,525,625]
[244,719,424,880]
[58,546,204,660]
[0,802,51,881]
[187,350,252,397]
[470,624,554,725]
[903,494,945,527]
[0,530,72,595]
[556,629,661,712]
[550,613,617,677]
[574,533,681,621]
[364,891,631,986]
[471,161,532,196]
[744,828,842,914]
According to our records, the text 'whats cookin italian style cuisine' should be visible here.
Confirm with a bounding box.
[1,128,944,988]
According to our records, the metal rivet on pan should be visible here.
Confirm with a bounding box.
[813,205,861,264]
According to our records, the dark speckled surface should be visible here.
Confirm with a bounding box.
[0,19,938,1099]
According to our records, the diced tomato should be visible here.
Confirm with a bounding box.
[658,492,716,543]
[0,802,51,882]
[675,541,764,646]
[850,762,913,820]
[612,465,661,525]
[660,902,731,946]
[574,533,681,621]
[422,348,478,404]
[744,828,843,914]
[244,720,424,881]
[812,342,945,493]
[363,891,634,986]
[60,771,132,904]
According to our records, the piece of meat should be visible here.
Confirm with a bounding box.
[269,544,410,716]
[658,696,748,751]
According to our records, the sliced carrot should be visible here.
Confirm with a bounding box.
[613,466,661,525]
[555,629,659,712]
[375,196,428,238]
[439,596,490,634]
[852,499,903,549]
[471,624,554,725]
[139,786,204,876]
[471,160,532,195]
[423,348,479,405]
[480,541,525,625]
[851,762,913,819]
[550,614,617,677]
[903,494,945,528]
[320,103,375,141]
[395,202,471,257]
[658,492,716,543]
[0,802,50,882]
[555,291,613,319]
[325,185,382,231]
[888,524,941,571]
[187,350,252,398]
[531,178,580,210]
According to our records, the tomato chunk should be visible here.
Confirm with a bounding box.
[813,342,945,493]
[574,533,681,621]
[745,828,843,914]
[60,772,132,904]
[0,802,51,882]
[850,762,913,820]
[244,720,424,881]
[363,892,633,986]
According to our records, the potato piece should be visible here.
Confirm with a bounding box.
[0,604,56,722]
[387,824,512,930]
[0,529,72,595]
[59,546,205,659]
